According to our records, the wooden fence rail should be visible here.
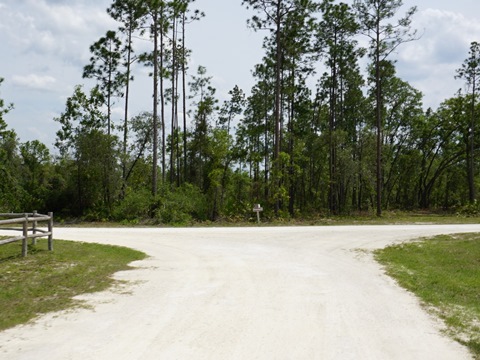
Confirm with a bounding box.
[0,211,53,257]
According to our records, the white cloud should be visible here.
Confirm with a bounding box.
[12,74,57,91]
[395,8,480,108]
[2,0,116,65]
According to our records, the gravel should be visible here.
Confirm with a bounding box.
[1,224,478,359]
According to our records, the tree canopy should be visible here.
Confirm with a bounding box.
[1,0,480,223]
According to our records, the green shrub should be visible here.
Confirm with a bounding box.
[156,183,208,225]
[113,188,152,221]
[457,201,480,217]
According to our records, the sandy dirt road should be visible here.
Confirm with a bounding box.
[1,225,479,359]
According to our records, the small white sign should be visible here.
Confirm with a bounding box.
[253,204,263,212]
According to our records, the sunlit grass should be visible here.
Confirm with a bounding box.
[375,233,480,358]
[0,238,146,331]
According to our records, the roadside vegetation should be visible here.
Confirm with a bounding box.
[56,211,480,227]
[375,233,480,358]
[2,2,480,225]
[0,238,146,331]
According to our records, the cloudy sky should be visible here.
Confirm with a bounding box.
[1,0,480,149]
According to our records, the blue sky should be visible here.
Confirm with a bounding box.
[1,0,480,148]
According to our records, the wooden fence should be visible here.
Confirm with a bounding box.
[0,211,53,257]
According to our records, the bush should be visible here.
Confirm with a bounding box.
[457,201,480,217]
[155,183,208,225]
[112,188,152,221]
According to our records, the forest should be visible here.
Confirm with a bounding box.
[1,0,480,223]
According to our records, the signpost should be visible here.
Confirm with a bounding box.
[253,204,263,224]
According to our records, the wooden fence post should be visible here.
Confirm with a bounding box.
[22,214,28,257]
[48,212,53,251]
[32,210,37,245]
[0,212,54,256]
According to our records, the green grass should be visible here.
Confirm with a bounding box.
[56,212,480,227]
[309,210,480,226]
[0,238,146,331]
[375,233,480,358]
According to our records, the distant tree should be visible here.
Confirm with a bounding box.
[167,0,204,186]
[177,0,204,183]
[20,140,51,211]
[246,61,283,205]
[413,104,464,209]
[236,71,274,202]
[353,0,418,216]
[218,85,246,135]
[83,31,124,136]
[0,140,21,211]
[107,0,146,181]
[0,78,13,128]
[455,41,480,203]
[54,85,119,216]
[0,129,21,212]
[140,0,170,195]
[0,78,21,211]
[206,128,233,220]
[188,65,218,190]
[378,63,423,209]
[55,85,106,156]
[317,0,363,214]
[243,0,318,214]
[243,0,290,214]
[242,0,287,176]
[281,0,317,216]
[124,111,155,188]
[217,85,246,212]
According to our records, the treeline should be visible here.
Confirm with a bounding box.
[1,0,480,223]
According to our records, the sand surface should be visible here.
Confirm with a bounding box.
[1,225,478,359]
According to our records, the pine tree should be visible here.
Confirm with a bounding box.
[107,0,146,182]
[353,0,418,216]
[83,31,124,136]
[455,41,480,203]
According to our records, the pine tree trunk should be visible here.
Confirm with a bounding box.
[152,10,159,196]
[274,2,282,215]
[375,18,382,217]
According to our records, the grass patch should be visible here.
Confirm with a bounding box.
[57,212,480,228]
[0,238,146,331]
[375,233,480,358]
